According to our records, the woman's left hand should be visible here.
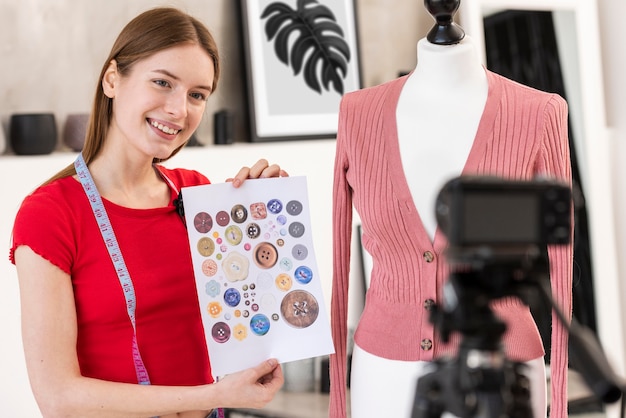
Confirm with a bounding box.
[227,159,289,188]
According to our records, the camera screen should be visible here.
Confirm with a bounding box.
[462,193,538,244]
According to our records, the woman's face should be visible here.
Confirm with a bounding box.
[103,43,215,160]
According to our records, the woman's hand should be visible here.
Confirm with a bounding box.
[215,359,284,409]
[226,159,289,188]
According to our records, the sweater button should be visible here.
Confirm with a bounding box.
[423,299,436,311]
[423,251,435,263]
[420,339,433,351]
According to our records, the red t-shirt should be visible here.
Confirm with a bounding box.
[10,165,213,386]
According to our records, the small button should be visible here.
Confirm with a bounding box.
[420,339,433,351]
[423,299,436,311]
[423,251,435,263]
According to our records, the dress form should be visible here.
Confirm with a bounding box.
[349,2,548,417]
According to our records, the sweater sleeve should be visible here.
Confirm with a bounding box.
[539,95,573,418]
[328,94,355,418]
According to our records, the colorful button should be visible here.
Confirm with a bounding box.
[197,237,215,257]
[224,288,242,307]
[202,259,218,277]
[275,273,293,291]
[288,222,305,238]
[286,200,303,216]
[250,313,271,336]
[267,199,283,214]
[423,251,435,263]
[231,204,248,223]
[292,244,308,260]
[225,225,243,245]
[253,242,278,269]
[250,202,267,220]
[280,290,319,328]
[294,266,313,284]
[205,279,221,297]
[233,323,247,341]
[222,251,250,282]
[216,210,230,227]
[193,212,213,234]
[246,222,261,239]
[279,257,293,271]
[211,322,231,343]
[207,301,223,318]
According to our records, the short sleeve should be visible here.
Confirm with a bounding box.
[10,181,77,274]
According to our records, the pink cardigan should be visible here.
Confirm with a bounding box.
[330,70,573,417]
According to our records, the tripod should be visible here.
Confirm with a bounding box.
[412,269,533,418]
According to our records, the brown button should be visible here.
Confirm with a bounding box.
[423,299,436,311]
[253,242,278,269]
[420,339,433,351]
[423,251,435,263]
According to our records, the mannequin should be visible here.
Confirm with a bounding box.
[329,1,572,417]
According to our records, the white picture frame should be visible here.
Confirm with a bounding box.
[239,0,361,142]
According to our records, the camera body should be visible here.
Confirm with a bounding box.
[435,176,571,249]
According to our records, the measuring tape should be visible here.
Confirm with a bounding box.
[75,154,225,418]
[74,153,151,385]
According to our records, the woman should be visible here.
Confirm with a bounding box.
[10,7,285,418]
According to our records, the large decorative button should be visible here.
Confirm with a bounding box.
[275,273,293,291]
[249,313,271,336]
[224,288,242,307]
[211,322,231,343]
[420,339,433,351]
[197,237,215,257]
[267,199,283,214]
[253,242,278,269]
[193,212,213,233]
[250,202,267,220]
[202,259,218,277]
[423,299,436,311]
[423,251,435,263]
[231,204,248,223]
[225,225,243,246]
[215,210,230,227]
[281,290,319,328]
[286,200,303,216]
[294,266,313,284]
[222,252,250,282]
[292,244,308,260]
[288,222,305,238]
[246,222,261,239]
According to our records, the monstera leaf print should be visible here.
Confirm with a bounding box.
[261,0,351,95]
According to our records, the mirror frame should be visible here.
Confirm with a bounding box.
[459,0,625,406]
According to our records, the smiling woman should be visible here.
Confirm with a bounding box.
[9,7,286,418]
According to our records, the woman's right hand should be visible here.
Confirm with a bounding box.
[214,359,284,409]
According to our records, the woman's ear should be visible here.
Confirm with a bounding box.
[102,60,119,99]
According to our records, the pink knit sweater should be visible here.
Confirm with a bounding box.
[330,70,573,417]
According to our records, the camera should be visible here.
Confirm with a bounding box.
[435,176,571,248]
[412,176,572,418]
[413,176,623,418]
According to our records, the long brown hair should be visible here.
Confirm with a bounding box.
[45,7,220,185]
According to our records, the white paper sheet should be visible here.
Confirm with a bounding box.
[181,176,335,376]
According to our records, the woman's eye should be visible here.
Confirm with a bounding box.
[154,79,170,88]
[190,92,207,101]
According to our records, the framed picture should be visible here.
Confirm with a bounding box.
[239,0,361,142]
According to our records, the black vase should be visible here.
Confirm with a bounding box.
[10,113,58,155]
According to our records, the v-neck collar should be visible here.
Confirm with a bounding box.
[381,69,503,251]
